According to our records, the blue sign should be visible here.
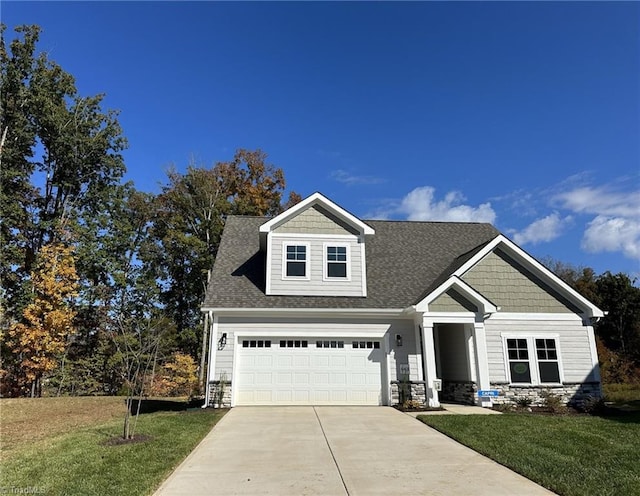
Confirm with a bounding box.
[478,390,499,397]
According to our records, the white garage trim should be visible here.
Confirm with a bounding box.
[233,337,385,406]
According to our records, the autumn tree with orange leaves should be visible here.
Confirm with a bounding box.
[5,242,79,397]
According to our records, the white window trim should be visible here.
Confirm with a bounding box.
[501,334,564,386]
[323,242,351,281]
[282,242,310,280]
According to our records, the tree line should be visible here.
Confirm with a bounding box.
[0,24,300,398]
[1,25,638,399]
[542,260,640,385]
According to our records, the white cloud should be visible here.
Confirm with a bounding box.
[581,215,640,260]
[372,186,496,223]
[512,212,572,246]
[553,185,640,218]
[330,169,385,186]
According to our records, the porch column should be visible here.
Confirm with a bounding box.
[421,319,440,407]
[472,319,491,407]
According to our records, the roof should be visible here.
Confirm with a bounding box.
[202,216,500,310]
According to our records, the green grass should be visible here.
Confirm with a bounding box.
[417,412,640,496]
[1,408,227,496]
[603,382,640,404]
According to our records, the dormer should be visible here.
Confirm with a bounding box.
[260,193,374,297]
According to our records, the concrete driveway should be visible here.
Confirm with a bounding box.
[154,407,554,496]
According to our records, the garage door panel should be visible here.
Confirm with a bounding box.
[330,372,347,385]
[312,355,330,367]
[255,372,272,385]
[294,373,310,385]
[351,373,366,386]
[330,356,347,367]
[277,356,293,367]
[237,338,382,406]
[293,355,310,367]
[255,355,272,367]
[313,372,329,385]
[276,372,292,385]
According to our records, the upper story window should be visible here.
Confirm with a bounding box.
[284,243,308,278]
[325,244,349,279]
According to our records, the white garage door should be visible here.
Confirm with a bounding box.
[236,338,384,405]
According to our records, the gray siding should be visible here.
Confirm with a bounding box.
[484,317,598,383]
[461,249,578,313]
[274,205,359,235]
[387,320,420,382]
[269,235,364,297]
[430,289,478,312]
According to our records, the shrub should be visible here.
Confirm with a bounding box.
[402,399,423,410]
[540,391,567,414]
[148,352,199,398]
[493,402,515,413]
[580,395,607,415]
[515,397,533,409]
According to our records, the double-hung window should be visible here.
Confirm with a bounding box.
[504,336,562,385]
[325,244,349,279]
[284,244,308,278]
[536,338,560,383]
[507,339,531,383]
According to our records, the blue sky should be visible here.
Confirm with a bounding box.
[3,1,639,278]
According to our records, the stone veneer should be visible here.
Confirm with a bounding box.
[441,380,477,405]
[490,382,602,407]
[390,381,427,406]
[207,380,232,408]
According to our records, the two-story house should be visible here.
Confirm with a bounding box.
[201,193,604,408]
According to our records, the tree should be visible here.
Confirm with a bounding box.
[1,24,128,396]
[541,257,598,303]
[595,272,640,362]
[153,149,297,359]
[0,23,126,317]
[4,240,79,397]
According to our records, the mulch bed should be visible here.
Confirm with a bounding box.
[103,434,153,446]
[392,404,445,413]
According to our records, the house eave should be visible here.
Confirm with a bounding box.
[453,234,605,318]
[200,306,407,318]
[258,192,375,236]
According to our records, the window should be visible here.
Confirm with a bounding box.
[280,340,308,348]
[242,340,271,348]
[285,244,307,277]
[505,336,561,385]
[325,244,348,279]
[352,341,380,349]
[317,340,344,348]
[507,339,531,383]
[536,339,560,383]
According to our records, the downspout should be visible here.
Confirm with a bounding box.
[198,311,209,392]
[201,311,214,408]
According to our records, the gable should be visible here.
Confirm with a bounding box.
[461,248,581,313]
[273,205,359,235]
[429,289,479,312]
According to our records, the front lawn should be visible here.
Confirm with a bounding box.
[417,412,640,496]
[1,401,226,496]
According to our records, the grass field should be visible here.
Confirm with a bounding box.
[602,382,640,404]
[0,397,226,496]
[418,412,640,496]
[1,396,126,461]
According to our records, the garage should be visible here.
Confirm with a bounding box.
[235,338,384,405]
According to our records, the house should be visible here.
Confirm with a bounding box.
[201,192,604,408]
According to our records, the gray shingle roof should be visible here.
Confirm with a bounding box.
[202,216,500,309]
